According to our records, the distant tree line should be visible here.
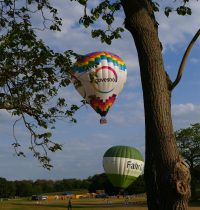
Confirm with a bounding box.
[0,177,90,198]
[88,173,145,196]
[0,174,145,198]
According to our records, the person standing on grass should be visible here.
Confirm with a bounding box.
[67,198,72,210]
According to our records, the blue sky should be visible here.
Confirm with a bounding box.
[0,0,200,180]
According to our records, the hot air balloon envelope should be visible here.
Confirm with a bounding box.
[103,145,144,188]
[73,51,127,124]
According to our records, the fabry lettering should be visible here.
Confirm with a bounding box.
[126,161,143,171]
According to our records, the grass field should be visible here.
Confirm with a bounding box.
[1,197,200,210]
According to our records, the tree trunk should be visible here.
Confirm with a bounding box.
[121,1,191,209]
[190,165,197,200]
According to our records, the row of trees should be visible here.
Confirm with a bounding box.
[0,174,145,198]
[0,177,90,198]
[88,173,145,195]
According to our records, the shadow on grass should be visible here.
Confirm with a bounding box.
[189,199,200,207]
[12,201,147,209]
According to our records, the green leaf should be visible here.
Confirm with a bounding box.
[165,7,172,17]
[176,6,191,16]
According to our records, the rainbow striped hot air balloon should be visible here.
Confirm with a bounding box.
[103,146,144,189]
[73,51,127,124]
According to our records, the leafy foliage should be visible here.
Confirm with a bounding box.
[175,123,200,168]
[175,123,200,199]
[71,0,124,45]
[0,0,82,169]
[88,173,118,195]
[71,0,196,44]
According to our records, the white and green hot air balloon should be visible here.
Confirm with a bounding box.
[103,145,144,189]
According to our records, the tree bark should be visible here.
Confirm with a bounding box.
[190,165,197,200]
[121,0,191,209]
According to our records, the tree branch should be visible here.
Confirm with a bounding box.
[170,29,200,90]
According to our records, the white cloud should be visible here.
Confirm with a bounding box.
[190,57,200,64]
[172,103,200,129]
[158,2,200,48]
[173,103,197,115]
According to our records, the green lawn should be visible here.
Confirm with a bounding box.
[0,197,199,210]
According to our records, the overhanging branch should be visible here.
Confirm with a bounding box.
[170,29,200,90]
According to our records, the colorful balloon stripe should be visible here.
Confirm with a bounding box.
[90,94,116,116]
[74,51,126,73]
[72,51,127,122]
[86,51,124,63]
